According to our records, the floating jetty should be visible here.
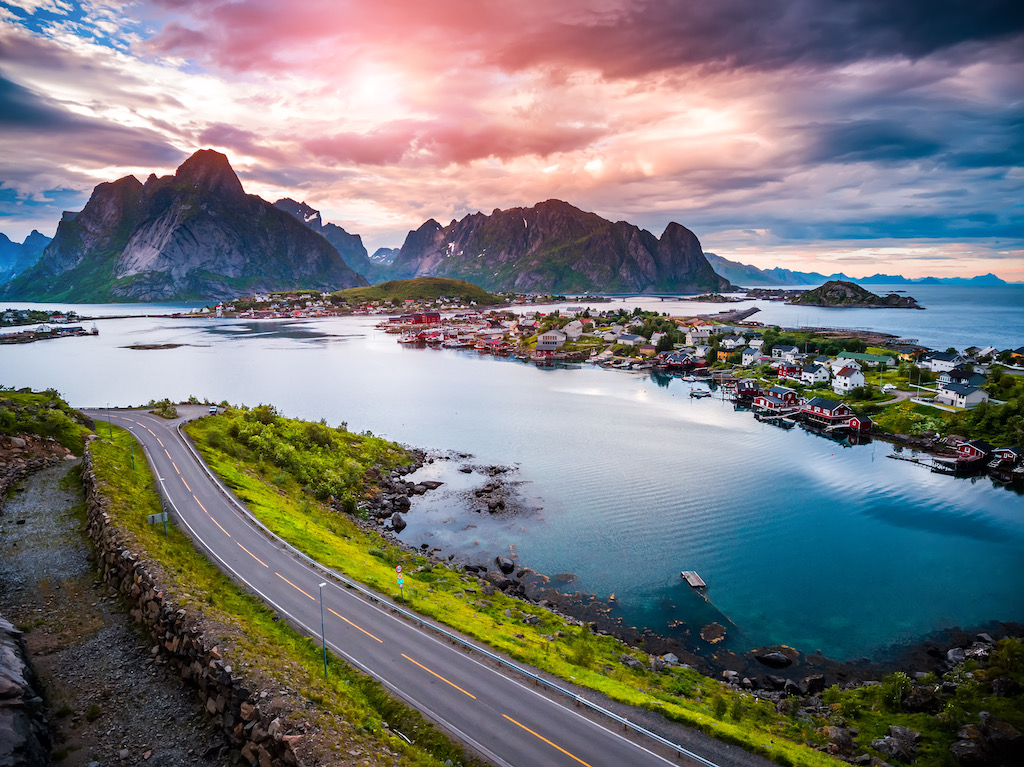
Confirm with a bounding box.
[680,571,706,588]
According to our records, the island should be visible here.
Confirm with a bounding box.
[789,280,923,309]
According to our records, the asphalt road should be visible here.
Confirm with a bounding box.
[85,406,728,767]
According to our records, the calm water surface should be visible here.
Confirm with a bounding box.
[2,295,1022,661]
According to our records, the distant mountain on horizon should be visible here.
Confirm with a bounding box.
[387,200,732,294]
[369,247,399,265]
[0,230,50,284]
[1,150,367,302]
[704,252,1011,287]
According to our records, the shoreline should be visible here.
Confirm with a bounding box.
[362,449,1023,694]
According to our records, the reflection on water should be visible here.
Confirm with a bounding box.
[1,311,1021,660]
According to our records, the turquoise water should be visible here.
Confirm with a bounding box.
[2,296,1022,661]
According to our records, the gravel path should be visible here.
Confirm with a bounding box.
[0,461,228,767]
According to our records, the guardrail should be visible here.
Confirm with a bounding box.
[172,415,721,767]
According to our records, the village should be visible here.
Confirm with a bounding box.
[378,303,1024,487]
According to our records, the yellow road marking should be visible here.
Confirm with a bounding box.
[145,427,156,437]
[173,463,180,475]
[275,572,315,600]
[328,608,383,644]
[209,516,231,537]
[402,654,476,699]
[180,477,191,492]
[163,448,172,460]
[156,436,164,447]
[236,541,268,568]
[191,495,230,537]
[501,714,593,767]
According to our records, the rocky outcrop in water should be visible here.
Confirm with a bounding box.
[789,280,922,309]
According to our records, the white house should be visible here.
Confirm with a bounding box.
[721,335,747,350]
[934,384,990,409]
[921,351,969,373]
[536,329,566,351]
[741,347,765,367]
[563,320,584,340]
[801,363,831,385]
[833,365,865,394]
[685,327,711,346]
[773,344,800,362]
[829,358,861,376]
[748,338,764,350]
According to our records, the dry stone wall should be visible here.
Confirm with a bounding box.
[81,450,302,767]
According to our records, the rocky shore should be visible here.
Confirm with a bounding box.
[344,449,1023,766]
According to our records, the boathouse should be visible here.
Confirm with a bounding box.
[956,439,993,461]
[798,397,871,431]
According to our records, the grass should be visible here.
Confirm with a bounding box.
[89,423,479,767]
[0,387,92,453]
[332,277,502,306]
[184,410,843,767]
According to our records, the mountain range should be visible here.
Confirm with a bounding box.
[1,151,367,302]
[387,199,732,294]
[704,253,1009,287]
[0,230,50,283]
[0,150,1012,301]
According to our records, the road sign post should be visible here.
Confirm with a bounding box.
[396,565,404,600]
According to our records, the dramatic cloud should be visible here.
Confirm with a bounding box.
[1,0,1022,279]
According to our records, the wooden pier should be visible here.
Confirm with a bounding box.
[680,571,706,588]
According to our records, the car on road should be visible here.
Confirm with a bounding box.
[208,405,218,414]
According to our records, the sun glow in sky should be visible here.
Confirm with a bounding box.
[1,0,1022,279]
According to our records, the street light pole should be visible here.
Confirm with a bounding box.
[318,582,328,677]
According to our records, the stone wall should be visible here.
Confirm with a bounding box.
[81,449,302,767]
[0,434,72,510]
[0,614,50,767]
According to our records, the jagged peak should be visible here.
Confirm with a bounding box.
[175,149,245,199]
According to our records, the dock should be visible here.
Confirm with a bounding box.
[680,571,706,588]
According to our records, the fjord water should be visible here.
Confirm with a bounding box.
[2,294,1022,662]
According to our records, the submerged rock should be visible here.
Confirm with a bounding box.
[755,651,793,669]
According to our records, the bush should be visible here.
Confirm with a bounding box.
[880,671,912,711]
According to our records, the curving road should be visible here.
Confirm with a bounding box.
[86,406,737,767]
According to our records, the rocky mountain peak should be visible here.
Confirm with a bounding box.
[274,198,322,229]
[174,149,245,200]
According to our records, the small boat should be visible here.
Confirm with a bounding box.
[689,390,712,398]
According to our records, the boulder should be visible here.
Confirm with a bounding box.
[801,674,826,694]
[494,556,515,575]
[949,738,989,765]
[755,651,793,669]
[820,726,854,755]
[991,676,1020,697]
[946,647,966,665]
[389,513,407,532]
[481,571,512,591]
[764,675,788,690]
[903,685,942,713]
[871,735,913,761]
[661,653,679,666]
[619,654,645,671]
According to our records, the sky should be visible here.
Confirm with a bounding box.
[1,0,1022,280]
